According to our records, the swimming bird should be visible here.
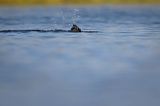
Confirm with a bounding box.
[70,24,81,32]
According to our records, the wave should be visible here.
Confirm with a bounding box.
[0,29,98,33]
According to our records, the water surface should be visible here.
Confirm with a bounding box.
[0,6,160,106]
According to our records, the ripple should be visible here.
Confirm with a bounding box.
[0,29,99,33]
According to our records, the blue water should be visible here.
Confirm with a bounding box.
[0,6,160,106]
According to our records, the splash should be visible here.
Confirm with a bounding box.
[72,9,80,25]
[60,8,67,28]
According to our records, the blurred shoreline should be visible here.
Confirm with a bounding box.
[0,4,159,8]
[0,0,160,6]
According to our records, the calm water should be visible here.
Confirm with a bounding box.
[0,6,160,106]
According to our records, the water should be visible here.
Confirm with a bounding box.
[0,6,160,106]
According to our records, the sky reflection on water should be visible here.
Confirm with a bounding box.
[0,6,160,106]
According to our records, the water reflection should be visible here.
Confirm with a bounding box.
[0,6,160,106]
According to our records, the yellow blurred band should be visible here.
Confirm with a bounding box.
[0,0,160,5]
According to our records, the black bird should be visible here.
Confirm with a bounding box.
[70,24,81,32]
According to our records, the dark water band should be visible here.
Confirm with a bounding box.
[0,29,98,33]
